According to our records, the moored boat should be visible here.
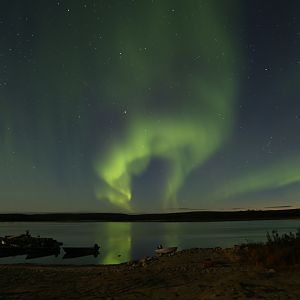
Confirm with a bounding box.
[63,244,100,259]
[0,245,27,258]
[155,246,177,255]
[25,247,61,259]
[0,231,63,258]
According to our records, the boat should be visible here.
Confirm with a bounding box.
[1,232,62,248]
[0,231,63,258]
[63,244,100,259]
[0,245,27,258]
[155,246,177,255]
[25,247,61,259]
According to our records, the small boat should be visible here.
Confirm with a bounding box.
[63,244,100,259]
[0,231,62,258]
[25,247,61,259]
[1,231,63,248]
[155,246,177,255]
[0,246,27,258]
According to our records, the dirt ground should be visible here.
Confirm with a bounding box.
[0,248,300,300]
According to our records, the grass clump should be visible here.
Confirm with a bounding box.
[241,229,300,269]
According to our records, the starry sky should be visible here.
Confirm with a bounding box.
[1,0,300,213]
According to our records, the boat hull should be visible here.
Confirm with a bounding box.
[25,247,60,259]
[0,232,63,259]
[0,247,27,258]
[155,247,177,255]
[63,247,99,259]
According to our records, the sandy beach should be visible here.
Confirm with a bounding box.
[1,248,300,300]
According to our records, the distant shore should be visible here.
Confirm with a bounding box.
[0,208,300,222]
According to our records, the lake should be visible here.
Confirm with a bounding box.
[0,219,299,265]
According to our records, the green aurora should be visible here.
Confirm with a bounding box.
[94,0,240,211]
[1,1,300,212]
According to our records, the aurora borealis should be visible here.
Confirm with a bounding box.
[95,0,239,211]
[1,1,300,212]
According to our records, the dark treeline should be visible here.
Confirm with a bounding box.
[0,209,300,222]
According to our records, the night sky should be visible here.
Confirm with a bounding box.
[1,0,300,213]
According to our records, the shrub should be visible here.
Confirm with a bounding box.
[240,229,300,269]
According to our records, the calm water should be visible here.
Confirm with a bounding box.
[0,219,299,265]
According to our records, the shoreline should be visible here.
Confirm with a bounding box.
[1,247,300,299]
[1,208,300,223]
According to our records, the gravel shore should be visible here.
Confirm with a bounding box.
[1,248,300,299]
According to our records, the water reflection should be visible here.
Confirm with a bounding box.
[99,222,131,264]
[163,223,180,249]
[0,220,299,265]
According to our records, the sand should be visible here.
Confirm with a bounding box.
[0,248,300,299]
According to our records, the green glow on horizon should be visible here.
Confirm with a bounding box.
[95,1,240,210]
[217,157,300,201]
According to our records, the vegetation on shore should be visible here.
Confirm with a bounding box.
[239,229,300,269]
